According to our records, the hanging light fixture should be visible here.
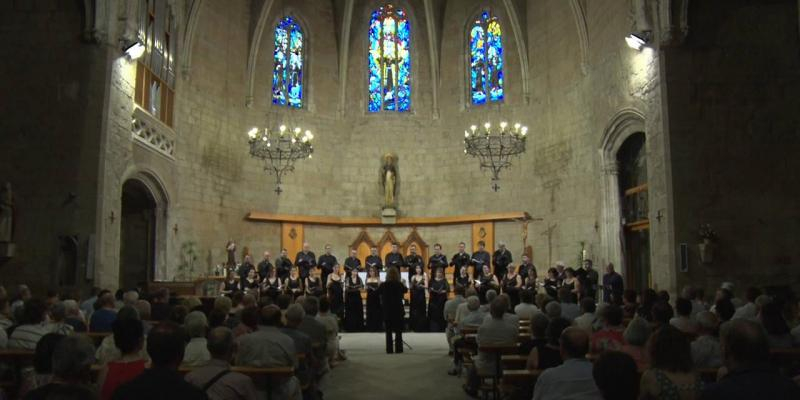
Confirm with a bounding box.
[246,115,314,195]
[464,119,528,191]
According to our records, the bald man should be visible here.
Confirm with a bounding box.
[532,327,601,400]
[294,243,316,279]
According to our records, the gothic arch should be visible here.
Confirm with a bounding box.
[119,169,171,282]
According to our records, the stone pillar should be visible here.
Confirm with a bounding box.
[600,161,624,278]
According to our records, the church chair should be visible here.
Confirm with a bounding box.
[477,344,520,400]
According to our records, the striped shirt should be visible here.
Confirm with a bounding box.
[7,323,50,350]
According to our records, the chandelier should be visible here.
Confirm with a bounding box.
[464,121,528,191]
[247,123,314,195]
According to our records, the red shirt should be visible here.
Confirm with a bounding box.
[100,359,146,400]
[591,327,625,354]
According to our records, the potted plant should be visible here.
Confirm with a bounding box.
[697,224,716,264]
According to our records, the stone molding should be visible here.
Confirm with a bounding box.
[131,106,176,160]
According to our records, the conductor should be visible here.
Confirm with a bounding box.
[378,267,408,354]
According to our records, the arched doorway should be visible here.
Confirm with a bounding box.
[617,133,650,291]
[119,179,157,290]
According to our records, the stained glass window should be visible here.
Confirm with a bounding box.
[273,16,304,108]
[368,4,411,112]
[469,11,504,105]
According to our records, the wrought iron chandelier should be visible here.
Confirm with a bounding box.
[247,123,314,195]
[464,121,528,191]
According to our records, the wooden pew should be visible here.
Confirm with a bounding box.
[477,344,520,399]
[85,331,112,347]
[0,349,36,398]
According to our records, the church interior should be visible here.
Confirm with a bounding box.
[1,0,799,399]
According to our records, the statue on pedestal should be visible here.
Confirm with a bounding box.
[0,182,13,243]
[381,153,398,210]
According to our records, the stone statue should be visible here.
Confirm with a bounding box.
[381,153,398,209]
[0,182,13,243]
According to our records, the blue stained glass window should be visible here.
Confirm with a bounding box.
[470,11,504,105]
[368,4,411,112]
[273,16,303,108]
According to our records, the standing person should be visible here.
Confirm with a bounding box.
[343,249,361,273]
[275,248,293,281]
[518,254,536,282]
[257,251,273,281]
[543,268,560,299]
[501,265,523,309]
[365,247,383,272]
[304,269,323,297]
[562,268,582,300]
[454,266,474,292]
[284,266,304,300]
[260,267,282,302]
[365,266,383,332]
[344,269,364,332]
[428,243,448,272]
[294,242,316,279]
[602,263,624,304]
[241,269,259,296]
[226,240,236,269]
[409,265,429,332]
[582,259,599,301]
[449,242,471,277]
[377,267,408,354]
[326,264,345,320]
[405,244,424,284]
[470,241,491,279]
[428,267,450,332]
[238,255,255,290]
[384,243,405,275]
[475,265,500,304]
[492,242,513,281]
[317,244,337,288]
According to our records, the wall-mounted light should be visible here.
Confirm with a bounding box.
[123,41,145,60]
[625,31,651,51]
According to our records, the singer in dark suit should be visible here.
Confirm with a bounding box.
[378,267,408,354]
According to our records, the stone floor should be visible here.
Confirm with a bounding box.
[322,332,466,400]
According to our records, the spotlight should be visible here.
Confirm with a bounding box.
[123,41,145,60]
[625,32,650,51]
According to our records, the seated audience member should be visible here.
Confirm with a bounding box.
[533,327,601,400]
[520,312,549,355]
[62,300,87,332]
[233,306,259,338]
[731,287,760,321]
[9,298,50,350]
[236,305,301,400]
[12,285,32,316]
[485,294,519,325]
[169,305,189,325]
[183,296,204,313]
[650,301,674,330]
[758,302,793,348]
[208,308,228,329]
[448,296,485,376]
[298,297,328,366]
[692,288,709,316]
[527,317,570,370]
[558,288,581,321]
[444,285,467,351]
[464,297,519,397]
[20,333,65,396]
[481,290,498,313]
[573,297,597,333]
[591,304,625,354]
[0,296,14,331]
[621,316,651,370]
[514,289,540,321]
[316,297,340,366]
[149,288,172,321]
[622,289,639,319]
[185,327,258,400]
[282,304,317,393]
[545,301,562,320]
[46,302,75,336]
[639,325,701,400]
[701,319,800,400]
[112,321,207,400]
[454,288,480,326]
[593,351,638,400]
[24,335,96,400]
[713,298,735,325]
[670,297,699,335]
[90,293,118,333]
[122,291,139,308]
[183,311,211,366]
[99,319,146,400]
[637,289,658,321]
[691,311,722,369]
[96,306,148,365]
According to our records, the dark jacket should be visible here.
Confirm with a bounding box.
[378,280,407,329]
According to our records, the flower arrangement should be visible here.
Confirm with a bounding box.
[698,224,717,242]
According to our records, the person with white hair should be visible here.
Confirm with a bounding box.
[185,327,258,400]
[46,302,74,336]
[122,290,139,308]
[691,311,722,368]
[23,335,96,398]
[182,311,210,367]
[62,299,87,332]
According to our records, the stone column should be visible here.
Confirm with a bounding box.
[600,161,624,278]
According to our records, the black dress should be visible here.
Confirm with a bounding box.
[377,280,408,353]
[476,276,496,304]
[543,278,559,299]
[328,276,345,319]
[428,278,449,332]
[286,276,303,300]
[502,274,521,309]
[344,276,364,332]
[455,275,473,292]
[306,277,323,297]
[262,277,282,301]
[366,279,383,332]
[410,275,428,332]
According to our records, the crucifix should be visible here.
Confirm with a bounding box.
[541,223,557,268]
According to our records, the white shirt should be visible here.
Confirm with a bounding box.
[691,335,722,368]
[7,323,50,350]
[573,312,596,333]
[183,337,211,367]
[533,358,603,400]
[560,303,581,321]
[732,302,757,320]
[514,302,540,321]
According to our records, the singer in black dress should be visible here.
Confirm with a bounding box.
[476,264,500,304]
[344,269,365,332]
[365,266,383,332]
[409,265,429,332]
[501,265,523,309]
[285,266,304,300]
[428,267,449,332]
[377,267,408,354]
[261,267,282,302]
[327,265,345,319]
[305,271,324,297]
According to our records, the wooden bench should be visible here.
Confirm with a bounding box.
[85,331,112,347]
[500,354,528,370]
[477,344,520,399]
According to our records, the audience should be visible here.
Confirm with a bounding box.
[639,325,701,400]
[533,327,601,400]
[24,335,96,400]
[622,289,638,319]
[590,304,624,354]
[9,298,51,350]
[463,296,519,397]
[731,287,761,320]
[448,296,485,376]
[46,302,75,336]
[96,306,148,365]
[20,333,65,396]
[544,301,562,320]
[670,297,699,334]
[701,319,800,399]
[558,288,580,321]
[232,306,259,338]
[514,289,540,321]
[621,316,651,370]
[520,312,549,355]
[650,301,674,330]
[527,317,569,370]
[90,293,118,333]
[99,319,146,400]
[692,311,722,368]
[593,351,639,400]
[444,285,467,352]
[297,296,328,368]
[185,327,258,400]
[282,304,317,396]
[573,297,597,333]
[316,296,340,367]
[183,311,211,366]
[759,302,793,348]
[62,299,88,332]
[149,288,172,321]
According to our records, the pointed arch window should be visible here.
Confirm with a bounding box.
[368,4,411,112]
[273,16,304,108]
[469,10,504,105]
[135,0,177,126]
